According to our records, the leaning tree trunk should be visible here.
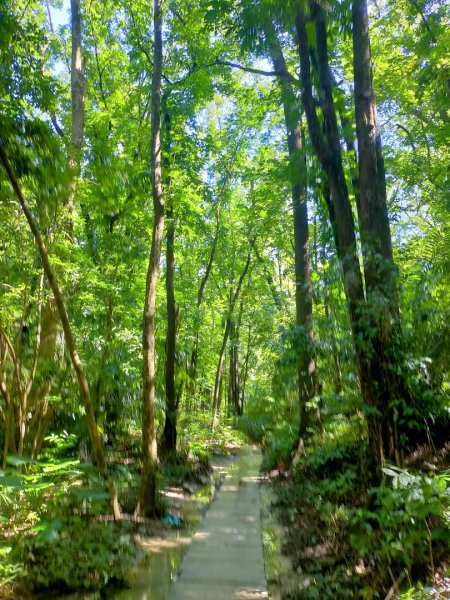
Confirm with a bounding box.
[0,147,106,472]
[139,0,164,517]
[23,0,87,456]
[265,21,317,437]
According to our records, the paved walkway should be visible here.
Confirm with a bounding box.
[168,445,268,600]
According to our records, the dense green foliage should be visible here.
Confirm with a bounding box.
[0,0,448,596]
[270,424,449,598]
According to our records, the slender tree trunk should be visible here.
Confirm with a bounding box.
[21,0,87,458]
[213,315,231,425]
[188,142,242,397]
[0,368,16,467]
[188,204,221,394]
[212,252,251,425]
[67,0,85,230]
[19,0,87,459]
[240,320,252,414]
[161,100,178,455]
[139,0,164,517]
[252,242,282,308]
[323,290,344,395]
[0,147,106,472]
[228,321,235,416]
[265,23,317,435]
[3,403,16,467]
[163,200,177,454]
[31,402,53,457]
[229,301,243,417]
[24,300,58,455]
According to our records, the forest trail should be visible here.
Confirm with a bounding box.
[168,445,268,600]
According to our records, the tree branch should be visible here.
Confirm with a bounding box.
[210,59,299,85]
[395,123,416,150]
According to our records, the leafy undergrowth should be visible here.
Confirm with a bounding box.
[0,421,245,597]
[268,416,450,599]
[0,452,142,597]
[15,519,140,595]
[178,414,247,456]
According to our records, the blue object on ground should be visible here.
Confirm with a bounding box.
[162,514,182,526]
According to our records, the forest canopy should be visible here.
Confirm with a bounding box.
[0,0,449,597]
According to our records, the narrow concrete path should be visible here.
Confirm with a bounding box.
[168,445,268,600]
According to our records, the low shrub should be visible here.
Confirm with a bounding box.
[349,466,450,579]
[15,518,140,592]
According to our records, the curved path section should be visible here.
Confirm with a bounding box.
[168,445,268,600]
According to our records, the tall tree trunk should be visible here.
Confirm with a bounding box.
[0,147,106,472]
[212,252,251,425]
[352,0,408,463]
[213,315,231,425]
[265,22,317,436]
[294,2,383,468]
[163,200,177,454]
[240,320,252,414]
[22,0,87,458]
[295,1,412,469]
[67,0,85,231]
[188,203,221,395]
[229,300,243,417]
[24,300,58,456]
[21,0,86,457]
[161,98,177,456]
[139,0,164,517]
[0,359,16,467]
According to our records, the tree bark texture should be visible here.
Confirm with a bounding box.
[68,0,85,226]
[0,338,16,465]
[239,320,252,413]
[213,316,231,424]
[295,4,365,330]
[163,201,177,454]
[228,301,243,416]
[0,146,107,472]
[139,0,164,517]
[25,300,58,456]
[352,0,408,463]
[294,2,392,469]
[161,99,177,455]
[265,21,317,436]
